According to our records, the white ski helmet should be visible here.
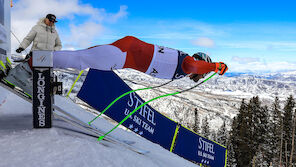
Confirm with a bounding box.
[192,52,212,63]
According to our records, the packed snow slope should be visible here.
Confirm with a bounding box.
[0,86,197,167]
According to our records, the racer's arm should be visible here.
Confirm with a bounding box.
[182,56,228,75]
[19,26,38,50]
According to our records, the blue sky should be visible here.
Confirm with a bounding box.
[11,0,296,73]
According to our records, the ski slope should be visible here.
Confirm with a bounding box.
[0,86,197,167]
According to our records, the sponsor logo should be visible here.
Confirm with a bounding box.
[125,92,156,135]
[37,55,47,63]
[198,138,215,163]
[36,71,46,127]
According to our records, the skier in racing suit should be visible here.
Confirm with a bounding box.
[53,36,228,81]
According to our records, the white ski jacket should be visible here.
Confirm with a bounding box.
[19,18,62,51]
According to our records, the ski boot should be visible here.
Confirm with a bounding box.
[0,57,12,79]
[0,60,6,79]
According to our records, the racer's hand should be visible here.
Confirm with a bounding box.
[214,62,228,75]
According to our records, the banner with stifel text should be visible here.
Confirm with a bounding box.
[77,69,227,166]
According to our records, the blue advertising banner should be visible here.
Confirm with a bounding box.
[174,126,227,166]
[77,69,177,150]
[77,69,227,166]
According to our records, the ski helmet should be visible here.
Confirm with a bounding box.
[192,52,212,63]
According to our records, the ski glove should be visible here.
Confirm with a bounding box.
[16,47,24,53]
[189,73,203,82]
[214,62,228,75]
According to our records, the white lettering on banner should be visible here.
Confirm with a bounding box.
[37,72,46,127]
[127,93,157,126]
[124,107,155,135]
[144,105,156,125]
[142,121,154,134]
[127,92,134,107]
[133,95,143,113]
[37,85,45,94]
[124,108,133,119]
[198,138,215,154]
[197,138,215,161]
[133,115,142,125]
[37,94,45,106]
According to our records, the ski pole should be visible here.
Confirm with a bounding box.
[11,30,29,55]
[88,80,173,125]
[98,73,217,141]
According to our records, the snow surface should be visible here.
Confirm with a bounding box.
[0,86,197,167]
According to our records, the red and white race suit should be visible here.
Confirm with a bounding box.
[53,36,216,80]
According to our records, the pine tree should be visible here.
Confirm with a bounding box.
[230,98,252,166]
[230,96,270,166]
[201,116,210,138]
[227,128,236,166]
[217,121,227,146]
[256,105,271,165]
[270,97,283,166]
[289,109,296,167]
[282,95,295,164]
[247,96,265,165]
[193,108,200,133]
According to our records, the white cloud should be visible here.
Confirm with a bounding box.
[192,37,215,48]
[107,5,128,23]
[230,61,296,73]
[231,56,260,64]
[67,22,104,48]
[220,41,296,52]
[12,0,102,20]
[11,0,128,51]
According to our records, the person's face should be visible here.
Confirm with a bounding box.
[44,18,54,26]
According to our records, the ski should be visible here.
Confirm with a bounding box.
[0,79,32,99]
[53,113,147,154]
[12,59,28,63]
[0,80,148,155]
[52,104,145,153]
